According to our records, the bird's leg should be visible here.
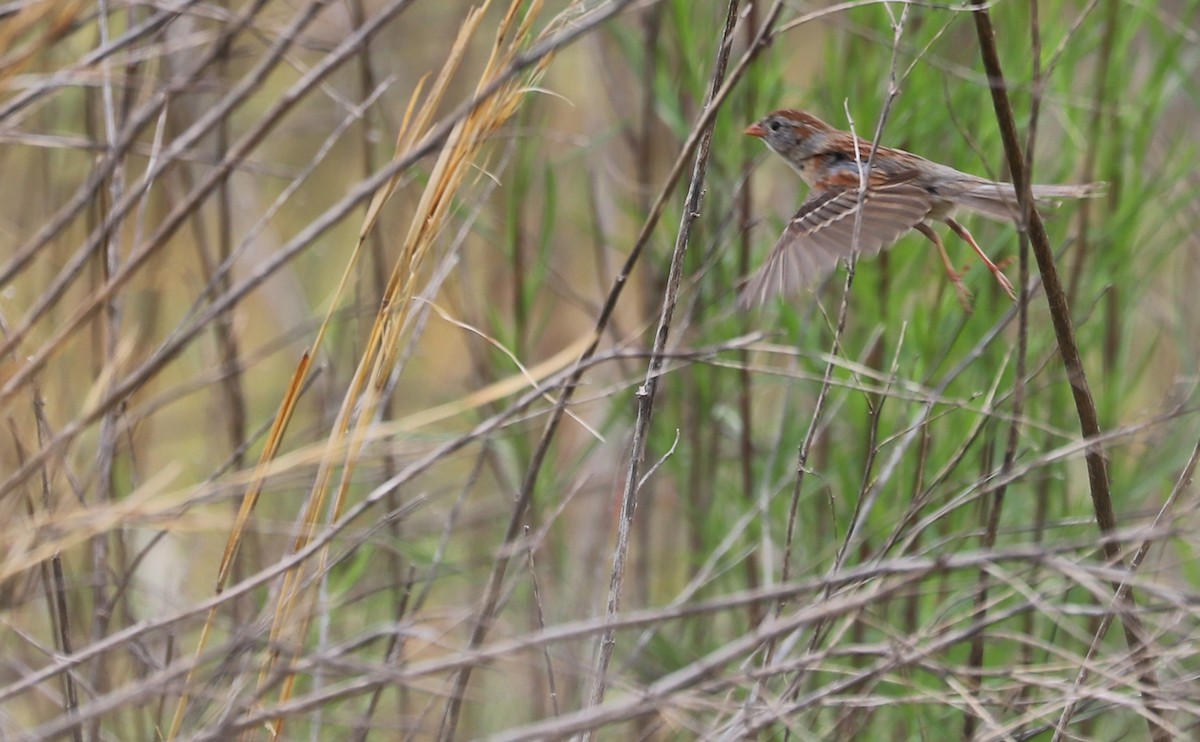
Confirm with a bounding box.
[915,222,973,312]
[945,217,1017,300]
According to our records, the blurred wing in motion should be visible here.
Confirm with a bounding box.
[739,177,934,308]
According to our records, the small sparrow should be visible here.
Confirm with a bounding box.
[742,109,1101,308]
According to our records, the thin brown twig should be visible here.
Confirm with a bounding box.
[524,525,561,719]
[582,0,744,719]
[11,521,1195,741]
[30,390,83,742]
[1053,433,1200,737]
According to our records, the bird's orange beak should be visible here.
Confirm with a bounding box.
[744,122,766,138]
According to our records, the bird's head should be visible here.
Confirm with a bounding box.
[744,109,834,167]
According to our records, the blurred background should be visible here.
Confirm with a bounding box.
[1,0,1199,739]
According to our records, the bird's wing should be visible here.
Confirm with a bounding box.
[739,176,934,308]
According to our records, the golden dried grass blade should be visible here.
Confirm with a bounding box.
[240,1,569,736]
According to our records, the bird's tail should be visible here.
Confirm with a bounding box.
[955,181,1105,222]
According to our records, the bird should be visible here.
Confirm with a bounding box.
[741,108,1101,309]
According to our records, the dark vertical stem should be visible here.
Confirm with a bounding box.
[85,9,122,733]
[636,3,664,321]
[1066,0,1118,304]
[509,105,532,359]
[636,5,662,216]
[210,0,251,632]
[30,396,82,742]
[968,5,1167,741]
[349,568,414,742]
[964,1,1041,734]
[737,0,763,628]
[631,8,658,607]
[213,0,245,468]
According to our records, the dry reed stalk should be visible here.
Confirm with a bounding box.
[166,1,563,738]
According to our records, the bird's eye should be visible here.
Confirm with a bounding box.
[768,120,782,132]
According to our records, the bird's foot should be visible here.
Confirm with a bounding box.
[948,271,974,313]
